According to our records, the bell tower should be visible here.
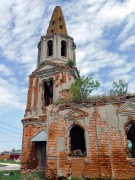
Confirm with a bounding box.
[24,6,78,118]
[21,6,79,172]
[37,6,76,67]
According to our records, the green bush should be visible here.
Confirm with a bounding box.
[70,75,100,100]
[66,59,75,68]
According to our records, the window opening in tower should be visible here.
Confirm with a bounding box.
[47,40,53,56]
[61,40,67,57]
[44,80,53,106]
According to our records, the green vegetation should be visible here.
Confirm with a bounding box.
[0,160,20,164]
[65,177,104,180]
[70,75,100,100]
[0,164,7,167]
[0,170,21,180]
[21,171,45,180]
[109,79,128,96]
[66,59,75,68]
[65,177,86,180]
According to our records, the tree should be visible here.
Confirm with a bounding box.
[70,75,100,100]
[109,79,128,96]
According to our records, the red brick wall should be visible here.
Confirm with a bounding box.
[26,77,33,112]
[45,105,135,179]
[21,116,47,172]
[33,77,39,108]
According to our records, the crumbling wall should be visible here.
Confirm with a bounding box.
[21,116,47,172]
[46,102,135,179]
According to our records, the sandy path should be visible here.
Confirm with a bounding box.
[0,163,20,171]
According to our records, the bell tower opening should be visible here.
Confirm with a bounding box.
[47,40,53,56]
[61,40,67,57]
[44,80,53,106]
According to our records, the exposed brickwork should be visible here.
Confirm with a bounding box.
[47,6,67,36]
[33,77,39,108]
[45,103,135,179]
[46,159,57,179]
[26,77,33,112]
[22,78,135,179]
[21,116,47,172]
[68,72,72,80]
[59,89,72,101]
[41,84,46,114]
[62,72,66,83]
[21,4,135,179]
[55,73,59,81]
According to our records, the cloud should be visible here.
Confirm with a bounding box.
[0,0,135,114]
[119,35,135,50]
[1,0,135,151]
[0,77,26,112]
[0,64,13,76]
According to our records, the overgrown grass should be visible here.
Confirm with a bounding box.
[0,170,21,180]
[0,164,7,167]
[21,171,45,180]
[54,93,133,106]
[0,160,20,164]
[65,177,101,180]
[65,177,86,180]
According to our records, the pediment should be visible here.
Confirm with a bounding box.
[65,108,88,119]
[117,101,135,115]
[35,64,57,73]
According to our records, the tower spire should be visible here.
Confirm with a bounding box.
[47,6,67,35]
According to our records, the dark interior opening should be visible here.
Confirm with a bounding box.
[59,25,63,29]
[70,126,86,156]
[61,40,67,56]
[35,141,46,170]
[126,122,135,158]
[44,80,53,106]
[47,40,53,56]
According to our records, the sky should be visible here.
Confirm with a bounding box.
[0,0,135,151]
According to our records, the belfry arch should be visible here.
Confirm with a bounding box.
[61,40,67,56]
[47,40,53,56]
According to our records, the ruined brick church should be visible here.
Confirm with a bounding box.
[21,6,135,179]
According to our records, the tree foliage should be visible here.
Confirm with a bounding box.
[70,75,100,100]
[109,79,128,96]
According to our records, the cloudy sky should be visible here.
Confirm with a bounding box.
[0,0,135,151]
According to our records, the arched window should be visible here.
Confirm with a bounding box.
[70,126,86,156]
[44,80,53,106]
[126,122,135,157]
[61,40,67,57]
[47,40,53,56]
